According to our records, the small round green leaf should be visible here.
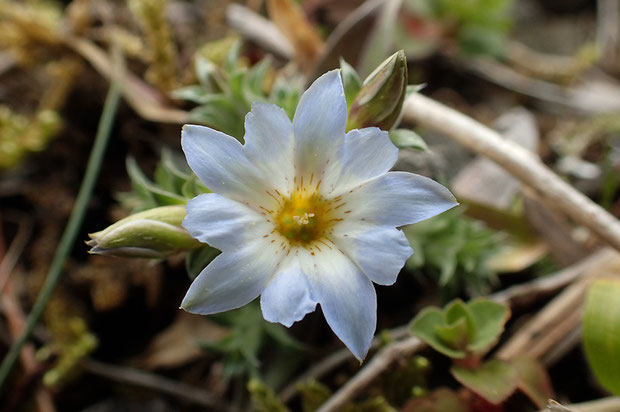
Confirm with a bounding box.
[583,279,620,396]
[444,300,476,339]
[410,307,466,359]
[435,318,470,350]
[402,388,468,412]
[467,299,510,355]
[451,359,518,405]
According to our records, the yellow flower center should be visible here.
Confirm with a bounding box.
[275,192,333,245]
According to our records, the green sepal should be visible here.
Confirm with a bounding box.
[339,58,362,111]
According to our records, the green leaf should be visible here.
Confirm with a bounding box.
[297,379,332,412]
[263,322,303,349]
[583,279,620,396]
[246,57,272,96]
[389,129,428,151]
[194,56,222,89]
[248,379,290,412]
[404,208,499,296]
[339,58,362,111]
[270,79,301,119]
[170,85,211,104]
[451,359,518,405]
[435,318,470,350]
[224,40,242,73]
[181,174,209,199]
[126,157,187,209]
[125,156,156,209]
[343,396,398,412]
[402,388,468,412]
[444,300,476,337]
[185,246,220,280]
[467,299,510,355]
[228,70,248,103]
[512,356,554,409]
[156,148,193,192]
[410,307,466,359]
[189,104,244,141]
[458,25,507,57]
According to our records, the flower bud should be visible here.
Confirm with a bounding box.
[346,50,408,131]
[87,205,201,258]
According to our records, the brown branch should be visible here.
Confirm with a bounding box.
[226,4,294,59]
[1,279,56,412]
[279,325,409,402]
[402,93,620,251]
[310,248,616,411]
[0,212,33,292]
[496,250,620,360]
[315,336,424,412]
[63,36,188,124]
[543,397,620,412]
[491,248,616,309]
[456,56,620,115]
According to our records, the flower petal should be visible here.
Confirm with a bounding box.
[181,238,281,314]
[183,193,272,252]
[182,124,274,207]
[293,70,347,178]
[330,127,398,195]
[260,258,317,327]
[298,247,376,360]
[342,171,458,227]
[243,102,296,195]
[332,223,412,285]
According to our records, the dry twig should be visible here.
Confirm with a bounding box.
[459,57,620,115]
[63,36,188,124]
[310,249,616,411]
[597,0,620,72]
[1,278,56,412]
[226,4,294,59]
[492,248,616,309]
[279,325,409,402]
[543,397,620,412]
[0,212,33,292]
[496,250,620,360]
[315,336,424,412]
[402,93,620,251]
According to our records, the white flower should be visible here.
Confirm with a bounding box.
[181,70,457,360]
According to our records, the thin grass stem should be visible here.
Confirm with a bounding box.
[0,76,122,390]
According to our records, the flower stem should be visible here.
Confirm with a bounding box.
[0,78,122,390]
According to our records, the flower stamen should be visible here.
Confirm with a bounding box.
[275,190,334,246]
